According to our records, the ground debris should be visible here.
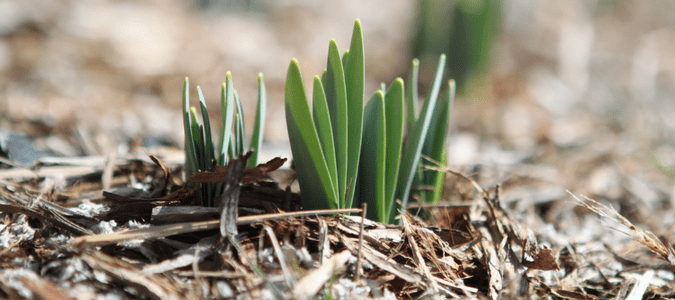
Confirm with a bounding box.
[0,152,674,299]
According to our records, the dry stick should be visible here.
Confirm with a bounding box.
[402,215,439,294]
[262,225,293,287]
[406,201,481,209]
[318,218,329,265]
[192,245,210,298]
[102,150,117,192]
[192,245,202,281]
[356,202,366,282]
[70,208,363,248]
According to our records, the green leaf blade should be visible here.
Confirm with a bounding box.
[197,86,215,168]
[218,73,235,165]
[421,79,455,203]
[285,59,338,209]
[383,78,405,212]
[359,91,386,222]
[189,106,204,172]
[312,76,338,193]
[248,73,267,168]
[233,91,245,158]
[343,19,365,209]
[324,39,349,208]
[406,59,420,135]
[397,54,446,210]
[182,78,198,179]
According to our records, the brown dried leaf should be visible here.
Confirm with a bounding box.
[523,245,560,271]
[149,154,173,190]
[188,156,287,185]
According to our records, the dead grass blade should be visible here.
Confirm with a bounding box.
[573,192,675,265]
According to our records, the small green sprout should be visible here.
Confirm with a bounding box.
[182,73,267,207]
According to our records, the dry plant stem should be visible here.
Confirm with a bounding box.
[626,269,654,300]
[573,192,675,265]
[102,150,116,191]
[261,225,293,287]
[192,246,202,282]
[477,225,503,300]
[356,202,366,281]
[318,217,330,264]
[69,208,362,248]
[402,216,439,294]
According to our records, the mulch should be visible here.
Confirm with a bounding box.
[1,144,674,299]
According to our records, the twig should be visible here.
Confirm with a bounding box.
[261,225,293,287]
[356,202,366,281]
[70,208,363,248]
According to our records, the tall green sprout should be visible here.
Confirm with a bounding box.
[285,19,455,224]
[285,20,364,210]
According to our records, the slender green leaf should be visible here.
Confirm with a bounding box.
[429,150,447,203]
[182,78,198,179]
[383,78,404,218]
[218,73,235,165]
[197,86,217,206]
[285,59,338,209]
[359,91,386,222]
[247,73,267,168]
[197,87,215,168]
[421,79,455,202]
[189,107,203,171]
[312,76,338,193]
[406,59,420,135]
[343,19,365,209]
[397,54,446,209]
[233,91,245,157]
[342,50,349,70]
[324,40,348,208]
[320,69,327,92]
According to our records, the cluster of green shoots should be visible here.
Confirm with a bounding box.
[183,19,453,224]
[182,73,266,207]
[284,20,454,224]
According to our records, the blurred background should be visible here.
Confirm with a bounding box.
[2,0,675,226]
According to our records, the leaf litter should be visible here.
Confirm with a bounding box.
[0,144,674,299]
